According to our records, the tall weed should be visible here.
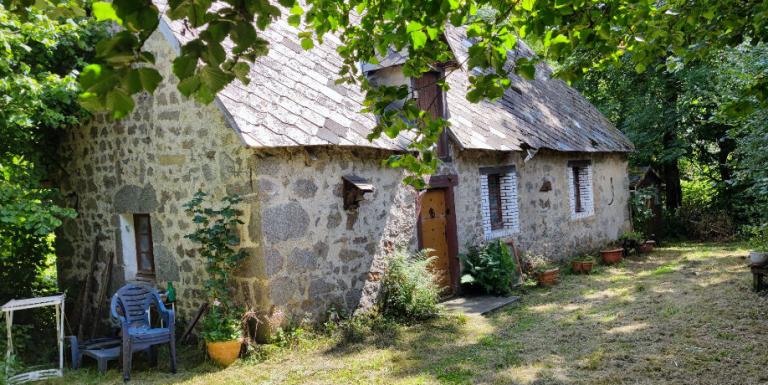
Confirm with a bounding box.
[378,250,440,322]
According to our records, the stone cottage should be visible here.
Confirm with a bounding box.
[55,10,633,321]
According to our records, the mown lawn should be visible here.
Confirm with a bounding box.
[47,242,768,385]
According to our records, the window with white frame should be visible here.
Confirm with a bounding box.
[568,160,594,219]
[480,165,519,240]
[119,213,156,282]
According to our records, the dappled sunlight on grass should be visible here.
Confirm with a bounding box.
[605,322,649,335]
[49,242,768,385]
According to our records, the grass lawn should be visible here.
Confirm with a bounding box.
[47,242,768,385]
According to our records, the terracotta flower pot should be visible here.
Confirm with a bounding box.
[206,339,241,367]
[638,240,655,254]
[601,248,624,265]
[580,261,594,274]
[571,260,583,273]
[536,268,560,286]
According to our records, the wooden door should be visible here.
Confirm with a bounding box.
[419,189,452,292]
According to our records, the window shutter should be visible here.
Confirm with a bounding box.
[413,72,449,160]
[133,214,155,276]
[572,167,583,213]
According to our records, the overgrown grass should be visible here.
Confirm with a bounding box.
[46,242,765,385]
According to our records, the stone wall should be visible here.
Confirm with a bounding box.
[452,149,631,258]
[56,29,260,321]
[243,147,418,317]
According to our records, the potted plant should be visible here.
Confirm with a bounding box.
[571,255,595,274]
[747,225,768,265]
[600,247,624,264]
[526,255,559,286]
[201,303,243,366]
[184,191,247,367]
[618,231,645,255]
[638,239,656,253]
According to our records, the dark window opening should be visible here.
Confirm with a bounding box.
[133,213,155,276]
[572,167,584,213]
[487,173,504,230]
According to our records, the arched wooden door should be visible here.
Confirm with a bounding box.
[419,189,455,294]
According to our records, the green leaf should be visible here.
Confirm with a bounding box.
[92,2,121,23]
[290,4,304,15]
[410,30,427,49]
[199,65,231,93]
[178,76,201,96]
[137,68,162,93]
[233,62,250,83]
[287,14,301,27]
[549,34,570,46]
[406,20,423,33]
[106,89,135,119]
[521,0,535,11]
[173,55,198,79]
[426,26,438,41]
[515,58,536,80]
[300,38,314,50]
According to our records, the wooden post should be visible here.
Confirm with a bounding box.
[56,302,63,375]
[505,239,525,285]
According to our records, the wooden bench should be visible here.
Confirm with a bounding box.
[751,264,768,291]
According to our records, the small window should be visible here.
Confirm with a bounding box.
[133,214,155,276]
[568,161,594,219]
[480,165,519,239]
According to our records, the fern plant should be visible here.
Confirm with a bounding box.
[459,240,516,295]
[378,249,440,322]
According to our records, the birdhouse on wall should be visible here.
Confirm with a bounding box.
[342,175,374,210]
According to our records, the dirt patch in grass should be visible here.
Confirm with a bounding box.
[46,242,768,385]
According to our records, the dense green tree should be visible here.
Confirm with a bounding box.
[574,43,768,229]
[0,3,104,301]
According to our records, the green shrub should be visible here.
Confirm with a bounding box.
[378,250,440,322]
[459,240,516,295]
[746,224,768,251]
[630,187,656,231]
[333,309,399,345]
[522,254,555,274]
[619,230,645,244]
[199,304,242,343]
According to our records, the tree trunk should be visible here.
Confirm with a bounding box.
[663,161,683,210]
[717,136,736,183]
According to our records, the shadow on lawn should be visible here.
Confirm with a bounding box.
[322,244,759,385]
[46,343,215,385]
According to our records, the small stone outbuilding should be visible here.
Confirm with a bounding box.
[56,7,634,322]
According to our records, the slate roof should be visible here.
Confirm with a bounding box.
[442,27,633,152]
[154,1,633,153]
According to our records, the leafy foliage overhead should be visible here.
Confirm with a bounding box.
[5,0,768,179]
